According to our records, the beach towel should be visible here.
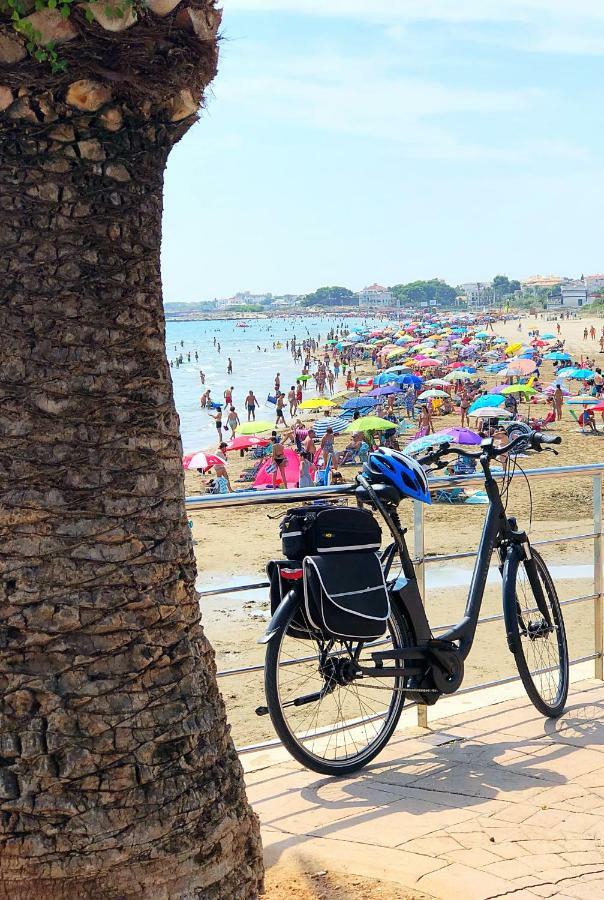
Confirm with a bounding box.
[253,448,300,488]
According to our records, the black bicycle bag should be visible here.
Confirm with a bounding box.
[281,505,382,560]
[303,551,389,642]
[267,559,315,640]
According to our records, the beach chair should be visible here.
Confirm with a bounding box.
[314,454,333,487]
[435,487,467,504]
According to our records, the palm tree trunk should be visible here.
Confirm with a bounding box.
[0,103,263,898]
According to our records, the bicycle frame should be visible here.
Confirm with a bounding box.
[370,453,539,665]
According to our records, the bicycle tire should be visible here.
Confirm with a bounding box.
[503,546,569,717]
[264,599,414,776]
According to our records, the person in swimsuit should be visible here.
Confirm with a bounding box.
[275,393,287,426]
[320,427,338,468]
[245,390,258,422]
[460,392,471,428]
[271,435,288,489]
[226,406,240,439]
[209,407,223,442]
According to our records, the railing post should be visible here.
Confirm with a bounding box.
[413,499,428,728]
[594,475,603,680]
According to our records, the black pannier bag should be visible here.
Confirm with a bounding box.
[303,551,390,642]
[267,559,315,640]
[281,505,381,560]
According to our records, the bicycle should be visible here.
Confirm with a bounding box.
[258,430,569,776]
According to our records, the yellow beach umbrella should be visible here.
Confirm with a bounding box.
[298,397,336,410]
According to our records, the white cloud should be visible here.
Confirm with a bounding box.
[224,0,604,54]
[214,50,587,163]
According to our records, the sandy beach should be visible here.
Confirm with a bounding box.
[185,311,604,748]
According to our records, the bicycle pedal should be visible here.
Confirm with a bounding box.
[255,706,269,717]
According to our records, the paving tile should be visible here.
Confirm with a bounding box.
[261,824,448,885]
[418,861,519,900]
[445,846,501,868]
[400,833,465,857]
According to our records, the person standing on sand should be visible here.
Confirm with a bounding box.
[553,385,564,421]
[245,390,259,421]
[460,392,471,428]
[276,392,287,426]
[288,385,297,417]
[271,434,288,489]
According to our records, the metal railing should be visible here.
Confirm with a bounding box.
[187,463,604,751]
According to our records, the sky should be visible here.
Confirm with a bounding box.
[161,0,604,302]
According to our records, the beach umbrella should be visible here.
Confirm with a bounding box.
[369,385,402,397]
[397,374,423,388]
[501,385,537,396]
[384,365,412,375]
[344,416,398,433]
[566,395,596,405]
[404,433,451,455]
[414,358,442,368]
[505,342,523,355]
[298,397,336,410]
[342,396,378,410]
[475,331,490,338]
[331,390,356,402]
[541,333,556,339]
[457,366,477,374]
[440,427,482,445]
[238,420,275,435]
[418,389,449,399]
[425,378,451,388]
[469,395,505,412]
[505,359,537,375]
[588,402,604,412]
[544,351,571,361]
[556,367,579,377]
[182,451,226,471]
[468,407,512,419]
[312,416,350,437]
[567,369,594,380]
[225,436,270,452]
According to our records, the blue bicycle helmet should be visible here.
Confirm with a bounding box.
[364,447,431,504]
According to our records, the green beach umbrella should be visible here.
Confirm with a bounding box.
[238,420,274,435]
[344,415,397,433]
[501,385,537,396]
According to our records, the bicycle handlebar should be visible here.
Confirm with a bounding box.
[418,430,561,467]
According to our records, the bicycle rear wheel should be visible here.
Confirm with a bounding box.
[503,546,569,717]
[264,599,414,776]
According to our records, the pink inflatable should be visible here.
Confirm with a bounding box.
[253,448,300,489]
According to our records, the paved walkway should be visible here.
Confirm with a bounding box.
[245,675,604,899]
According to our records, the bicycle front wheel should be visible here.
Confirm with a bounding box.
[264,599,414,776]
[503,546,569,717]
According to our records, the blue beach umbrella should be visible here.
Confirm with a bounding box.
[541,333,556,339]
[469,395,505,413]
[342,396,378,410]
[544,351,571,361]
[567,369,594,380]
[404,433,452,456]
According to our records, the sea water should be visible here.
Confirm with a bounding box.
[166,314,384,451]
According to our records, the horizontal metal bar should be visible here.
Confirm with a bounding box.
[198,581,269,599]
[235,655,598,754]
[431,592,597,634]
[218,593,598,680]
[419,533,597,566]
[186,462,604,512]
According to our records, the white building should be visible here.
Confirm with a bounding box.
[547,281,590,309]
[356,283,394,308]
[461,282,494,306]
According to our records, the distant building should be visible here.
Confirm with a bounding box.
[461,282,494,307]
[584,274,604,295]
[356,283,394,308]
[521,275,563,293]
[547,281,590,310]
